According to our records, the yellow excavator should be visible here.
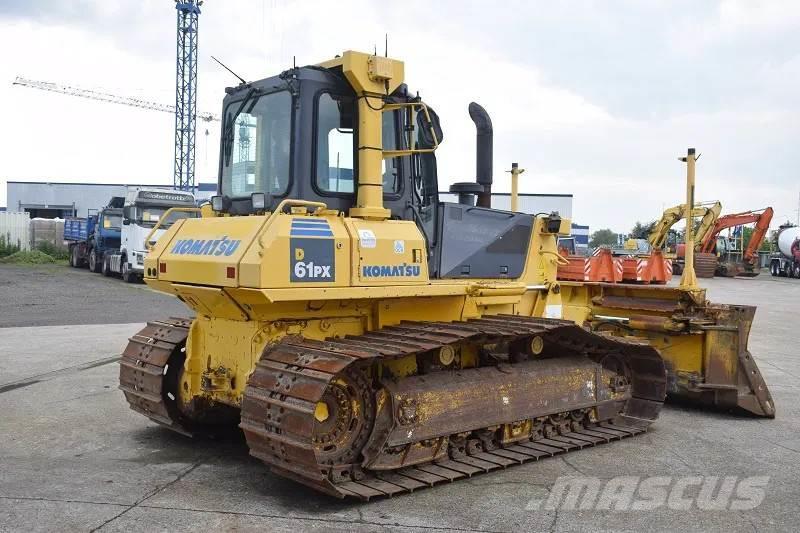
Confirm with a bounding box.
[649,201,722,249]
[649,201,722,276]
[120,51,774,500]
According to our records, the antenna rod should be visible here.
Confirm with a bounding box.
[211,55,246,84]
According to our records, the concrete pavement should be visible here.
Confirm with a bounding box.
[1,275,799,532]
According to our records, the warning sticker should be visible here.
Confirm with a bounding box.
[358,229,377,249]
[545,304,563,319]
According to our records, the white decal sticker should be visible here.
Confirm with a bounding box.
[394,239,405,254]
[545,304,563,319]
[358,229,377,249]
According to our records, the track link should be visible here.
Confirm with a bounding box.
[240,315,667,500]
[119,317,193,436]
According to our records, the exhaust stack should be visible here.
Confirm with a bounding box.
[469,102,493,208]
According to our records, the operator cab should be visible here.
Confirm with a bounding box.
[216,65,434,221]
[214,57,548,280]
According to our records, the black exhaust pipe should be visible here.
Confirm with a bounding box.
[468,102,493,208]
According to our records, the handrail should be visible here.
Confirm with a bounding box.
[143,207,202,251]
[541,249,571,266]
[381,101,439,157]
[256,199,329,254]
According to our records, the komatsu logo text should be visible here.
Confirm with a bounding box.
[170,237,241,256]
[362,264,421,277]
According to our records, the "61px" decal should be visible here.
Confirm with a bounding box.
[294,260,332,279]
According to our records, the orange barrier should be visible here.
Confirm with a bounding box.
[558,248,672,284]
[557,248,623,282]
[620,250,673,284]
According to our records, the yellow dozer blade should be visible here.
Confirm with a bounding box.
[561,282,774,418]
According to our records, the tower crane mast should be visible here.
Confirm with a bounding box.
[14,0,208,192]
[173,1,203,191]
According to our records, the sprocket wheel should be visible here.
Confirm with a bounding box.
[312,367,375,467]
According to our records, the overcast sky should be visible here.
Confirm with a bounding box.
[1,0,798,232]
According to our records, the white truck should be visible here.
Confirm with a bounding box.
[769,225,800,278]
[103,188,197,282]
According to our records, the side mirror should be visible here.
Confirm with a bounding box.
[417,107,444,149]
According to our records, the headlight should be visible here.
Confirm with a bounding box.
[545,213,563,234]
[251,192,266,210]
[211,195,224,212]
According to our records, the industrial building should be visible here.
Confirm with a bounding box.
[5,180,588,250]
[4,182,588,243]
[570,223,590,252]
[7,183,573,220]
[5,181,217,218]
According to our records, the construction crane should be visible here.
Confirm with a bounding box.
[173,1,203,191]
[13,1,207,192]
[11,77,219,123]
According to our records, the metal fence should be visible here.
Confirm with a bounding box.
[30,218,66,250]
[0,212,31,251]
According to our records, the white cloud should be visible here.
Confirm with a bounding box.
[1,0,798,234]
[717,0,800,33]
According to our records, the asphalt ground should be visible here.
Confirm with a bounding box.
[1,264,799,532]
[0,265,187,328]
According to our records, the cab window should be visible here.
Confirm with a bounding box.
[103,214,122,230]
[316,93,355,193]
[221,91,292,198]
[315,93,403,195]
[381,110,403,194]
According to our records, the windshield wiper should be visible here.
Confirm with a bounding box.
[223,87,260,166]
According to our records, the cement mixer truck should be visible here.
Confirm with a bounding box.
[769,225,800,277]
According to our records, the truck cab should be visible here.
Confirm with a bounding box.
[65,206,122,272]
[106,188,197,282]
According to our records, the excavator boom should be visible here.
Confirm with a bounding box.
[695,201,723,246]
[700,207,774,262]
[648,201,721,250]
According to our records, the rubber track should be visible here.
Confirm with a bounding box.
[119,317,193,436]
[240,315,666,500]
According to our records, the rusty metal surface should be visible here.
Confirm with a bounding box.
[695,252,718,278]
[698,305,775,417]
[593,294,682,313]
[382,356,603,446]
[587,282,775,418]
[240,316,667,500]
[118,318,193,436]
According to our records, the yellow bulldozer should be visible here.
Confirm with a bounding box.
[120,51,774,500]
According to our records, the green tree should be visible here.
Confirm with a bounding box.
[742,226,773,253]
[589,228,618,248]
[630,220,657,239]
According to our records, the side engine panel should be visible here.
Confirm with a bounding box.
[432,202,533,279]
